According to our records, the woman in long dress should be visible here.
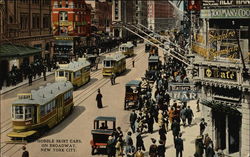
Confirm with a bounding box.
[96,89,103,108]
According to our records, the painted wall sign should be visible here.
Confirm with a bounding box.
[200,8,250,19]
[204,68,237,81]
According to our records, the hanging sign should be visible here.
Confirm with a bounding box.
[168,83,200,101]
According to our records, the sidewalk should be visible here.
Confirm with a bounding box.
[0,71,55,95]
[130,99,202,157]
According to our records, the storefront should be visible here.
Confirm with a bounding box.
[0,44,41,86]
[54,36,80,60]
[202,99,242,154]
[193,61,250,156]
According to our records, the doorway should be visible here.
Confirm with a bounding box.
[213,110,226,150]
[228,114,241,154]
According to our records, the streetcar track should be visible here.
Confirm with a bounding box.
[1,143,17,155]
[0,44,143,129]
[1,45,146,156]
[74,50,147,107]
[0,47,145,137]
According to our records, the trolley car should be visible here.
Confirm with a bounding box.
[119,42,134,57]
[55,58,91,89]
[102,53,126,76]
[7,81,74,141]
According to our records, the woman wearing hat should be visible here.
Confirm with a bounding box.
[149,138,158,157]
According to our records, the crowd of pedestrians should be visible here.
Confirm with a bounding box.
[0,57,58,89]
[104,54,217,157]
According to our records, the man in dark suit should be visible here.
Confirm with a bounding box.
[171,119,180,140]
[175,133,183,157]
[129,110,137,133]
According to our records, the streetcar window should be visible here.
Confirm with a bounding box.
[25,106,32,120]
[74,71,81,78]
[59,71,64,77]
[40,106,45,116]
[65,72,69,78]
[14,106,24,119]
[51,100,56,109]
[104,61,111,67]
[48,103,52,113]
[44,105,48,115]
[15,106,23,114]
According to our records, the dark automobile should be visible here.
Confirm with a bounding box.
[124,80,142,110]
[90,116,116,155]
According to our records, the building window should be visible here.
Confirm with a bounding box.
[42,0,50,5]
[21,0,28,3]
[20,13,28,30]
[32,14,40,29]
[32,0,39,4]
[53,1,58,8]
[9,16,13,24]
[43,14,50,28]
[65,0,69,8]
[59,0,62,8]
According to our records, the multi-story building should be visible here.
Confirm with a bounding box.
[134,0,147,27]
[112,0,134,38]
[0,0,3,37]
[0,0,53,86]
[85,0,112,34]
[51,0,91,59]
[192,0,250,156]
[148,1,176,31]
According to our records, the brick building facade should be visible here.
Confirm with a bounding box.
[51,0,91,59]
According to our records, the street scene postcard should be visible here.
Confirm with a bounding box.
[0,0,250,157]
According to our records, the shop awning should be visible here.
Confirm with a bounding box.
[201,99,241,116]
[0,44,41,59]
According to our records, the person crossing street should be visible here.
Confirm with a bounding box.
[96,89,103,108]
[111,73,116,85]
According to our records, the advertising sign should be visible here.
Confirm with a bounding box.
[200,8,250,19]
[168,83,200,101]
[204,68,237,81]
